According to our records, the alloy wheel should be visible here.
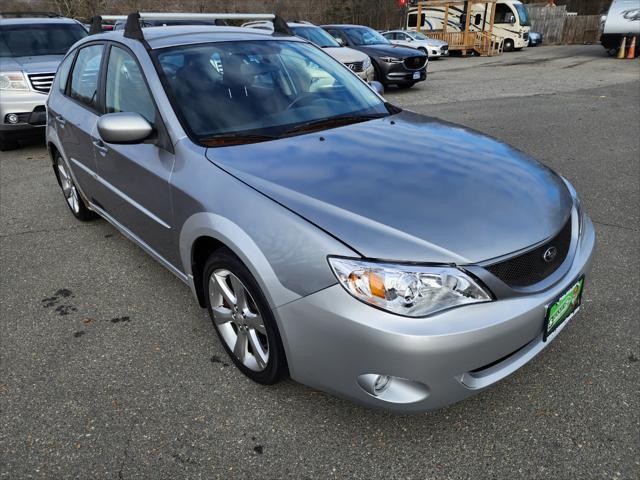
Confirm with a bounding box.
[208,269,269,372]
[57,159,80,214]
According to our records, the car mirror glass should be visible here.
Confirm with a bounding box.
[368,80,384,95]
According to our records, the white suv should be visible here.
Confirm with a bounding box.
[0,13,86,150]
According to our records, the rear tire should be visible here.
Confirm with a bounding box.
[204,248,288,385]
[54,152,96,221]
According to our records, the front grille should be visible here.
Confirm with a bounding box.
[404,56,427,70]
[486,217,572,287]
[346,61,364,73]
[523,32,529,41]
[28,72,55,93]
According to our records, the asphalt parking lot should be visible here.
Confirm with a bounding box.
[1,45,638,479]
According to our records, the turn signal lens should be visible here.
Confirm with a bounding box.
[329,257,492,317]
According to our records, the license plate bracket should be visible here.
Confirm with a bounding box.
[543,276,584,341]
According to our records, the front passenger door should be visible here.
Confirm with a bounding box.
[93,45,176,266]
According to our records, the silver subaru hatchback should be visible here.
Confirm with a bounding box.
[46,14,595,412]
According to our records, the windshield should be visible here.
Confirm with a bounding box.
[155,40,388,144]
[342,27,390,46]
[514,4,531,26]
[0,23,86,57]
[291,26,340,48]
[409,31,430,40]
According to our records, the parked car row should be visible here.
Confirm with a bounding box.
[0,12,442,150]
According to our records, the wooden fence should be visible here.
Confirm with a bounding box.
[526,4,602,44]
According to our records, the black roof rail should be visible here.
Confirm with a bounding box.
[0,11,62,19]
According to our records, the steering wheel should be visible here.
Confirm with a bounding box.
[286,93,322,110]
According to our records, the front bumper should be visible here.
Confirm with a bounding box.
[0,89,48,137]
[275,216,596,412]
[382,65,427,85]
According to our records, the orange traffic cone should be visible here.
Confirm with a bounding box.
[617,36,627,59]
[627,36,637,59]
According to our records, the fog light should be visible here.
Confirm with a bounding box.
[357,373,430,404]
[6,113,19,124]
[373,375,391,395]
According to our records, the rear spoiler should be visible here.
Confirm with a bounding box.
[88,12,293,40]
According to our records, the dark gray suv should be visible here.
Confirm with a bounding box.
[46,13,595,412]
[321,24,427,88]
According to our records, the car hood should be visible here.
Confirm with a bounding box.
[0,55,64,74]
[205,111,572,264]
[417,39,448,48]
[323,46,368,64]
[352,43,424,58]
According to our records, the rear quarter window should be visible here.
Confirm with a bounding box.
[56,52,76,94]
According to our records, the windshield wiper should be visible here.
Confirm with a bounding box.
[279,113,388,137]
[200,133,278,147]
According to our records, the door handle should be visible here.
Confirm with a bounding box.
[92,139,108,156]
[55,115,66,127]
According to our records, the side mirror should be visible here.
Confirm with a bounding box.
[508,14,516,24]
[407,37,414,42]
[335,37,345,46]
[97,112,153,144]
[369,80,384,95]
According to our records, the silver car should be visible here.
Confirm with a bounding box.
[382,30,449,58]
[0,14,87,150]
[46,15,595,412]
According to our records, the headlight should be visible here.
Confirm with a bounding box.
[362,56,372,69]
[380,56,403,64]
[0,71,29,91]
[328,257,492,317]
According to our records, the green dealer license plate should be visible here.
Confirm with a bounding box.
[543,276,584,341]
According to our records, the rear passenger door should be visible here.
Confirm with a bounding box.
[53,43,105,198]
[92,44,176,265]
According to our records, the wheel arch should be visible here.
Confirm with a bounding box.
[181,212,301,311]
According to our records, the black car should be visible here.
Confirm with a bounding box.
[321,24,427,89]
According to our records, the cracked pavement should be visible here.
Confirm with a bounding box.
[1,45,638,479]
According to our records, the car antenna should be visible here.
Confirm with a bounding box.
[89,15,102,35]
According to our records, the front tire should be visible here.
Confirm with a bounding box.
[204,249,288,385]
[54,153,95,221]
[504,39,515,52]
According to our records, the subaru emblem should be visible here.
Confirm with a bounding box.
[543,246,558,263]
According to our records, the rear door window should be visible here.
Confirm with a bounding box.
[69,44,104,110]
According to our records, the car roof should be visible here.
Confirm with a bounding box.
[321,24,370,29]
[84,25,305,49]
[0,17,81,26]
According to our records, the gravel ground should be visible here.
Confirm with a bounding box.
[1,45,638,479]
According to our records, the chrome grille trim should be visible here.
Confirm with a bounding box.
[28,73,55,93]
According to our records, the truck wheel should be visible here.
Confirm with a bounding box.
[504,39,514,52]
